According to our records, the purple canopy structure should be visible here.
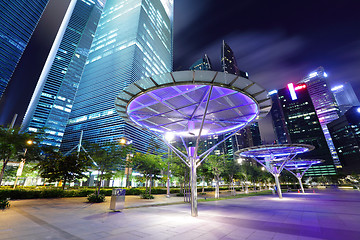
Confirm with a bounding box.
[281,159,324,193]
[236,144,315,199]
[115,70,271,216]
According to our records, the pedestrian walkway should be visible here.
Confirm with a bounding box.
[1,189,359,239]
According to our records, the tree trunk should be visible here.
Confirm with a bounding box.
[62,177,67,190]
[149,175,152,195]
[202,176,205,193]
[97,171,103,196]
[0,159,9,186]
[215,175,220,199]
[145,176,148,194]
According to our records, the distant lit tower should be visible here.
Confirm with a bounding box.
[331,82,360,116]
[189,54,212,70]
[194,41,261,158]
[299,67,341,168]
[0,0,49,99]
[221,40,248,79]
[274,83,337,176]
[328,106,360,174]
[61,0,173,153]
[22,0,105,147]
[269,90,291,144]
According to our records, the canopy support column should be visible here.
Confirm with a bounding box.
[274,174,282,199]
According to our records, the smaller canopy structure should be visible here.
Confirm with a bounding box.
[279,159,324,193]
[236,144,315,199]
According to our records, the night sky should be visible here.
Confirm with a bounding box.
[1,0,360,142]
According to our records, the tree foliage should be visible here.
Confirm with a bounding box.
[132,152,162,195]
[36,147,90,189]
[0,126,39,185]
[86,142,130,196]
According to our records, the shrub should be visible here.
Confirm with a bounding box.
[176,193,184,197]
[140,193,154,199]
[87,193,105,203]
[0,198,10,209]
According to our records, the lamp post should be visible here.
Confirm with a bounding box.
[165,132,174,198]
[120,138,132,188]
[13,140,33,189]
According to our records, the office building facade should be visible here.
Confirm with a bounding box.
[331,82,360,116]
[22,0,105,147]
[61,0,173,153]
[269,90,291,144]
[275,83,337,176]
[328,106,360,174]
[299,67,341,168]
[0,0,49,99]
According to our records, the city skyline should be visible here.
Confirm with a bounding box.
[0,0,359,143]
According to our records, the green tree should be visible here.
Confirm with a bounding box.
[132,152,162,195]
[223,156,241,194]
[204,155,227,198]
[87,143,129,196]
[0,126,38,185]
[36,147,90,189]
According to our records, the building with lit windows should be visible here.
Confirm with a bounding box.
[221,41,248,79]
[61,0,173,153]
[269,90,291,144]
[189,54,212,70]
[328,106,360,174]
[22,0,105,147]
[191,42,261,158]
[273,83,337,176]
[331,82,360,116]
[0,0,49,99]
[299,67,341,168]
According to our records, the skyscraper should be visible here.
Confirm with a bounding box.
[189,54,212,70]
[331,82,360,116]
[0,0,49,99]
[221,41,248,79]
[299,67,341,168]
[61,0,173,153]
[328,106,360,174]
[269,90,291,144]
[274,83,337,176]
[191,42,261,158]
[22,0,105,147]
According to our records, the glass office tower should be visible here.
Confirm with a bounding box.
[0,0,49,99]
[331,82,360,116]
[276,83,337,176]
[22,0,105,147]
[61,0,173,153]
[328,106,360,174]
[299,67,341,168]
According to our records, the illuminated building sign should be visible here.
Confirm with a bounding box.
[288,83,297,100]
[294,84,306,91]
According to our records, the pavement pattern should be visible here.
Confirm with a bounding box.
[1,189,359,240]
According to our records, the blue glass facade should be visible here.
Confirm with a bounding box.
[300,67,341,168]
[22,0,105,147]
[61,0,173,153]
[0,0,48,99]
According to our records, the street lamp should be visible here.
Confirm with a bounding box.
[13,140,33,189]
[164,133,175,198]
[120,138,132,188]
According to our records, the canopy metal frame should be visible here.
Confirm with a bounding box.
[236,144,315,199]
[115,70,271,217]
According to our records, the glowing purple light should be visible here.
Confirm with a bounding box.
[127,84,258,136]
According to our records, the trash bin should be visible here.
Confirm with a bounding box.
[110,188,126,211]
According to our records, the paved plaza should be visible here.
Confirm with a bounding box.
[1,189,360,240]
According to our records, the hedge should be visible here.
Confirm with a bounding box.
[0,186,260,200]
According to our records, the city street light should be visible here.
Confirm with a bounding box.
[120,138,132,188]
[13,140,33,189]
